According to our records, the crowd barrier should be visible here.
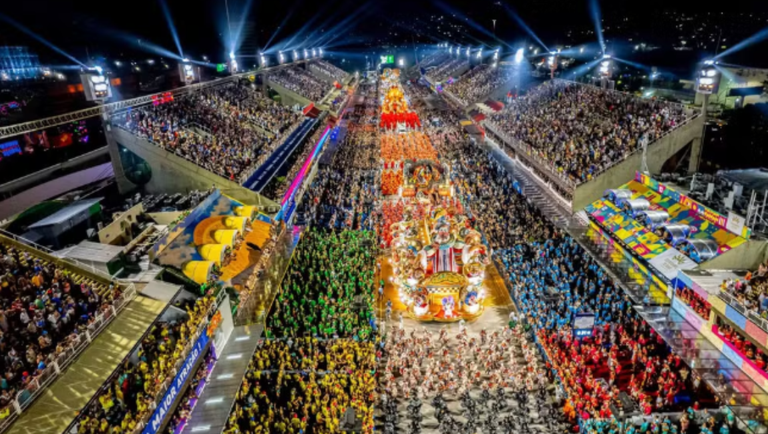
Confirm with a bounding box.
[0,284,137,433]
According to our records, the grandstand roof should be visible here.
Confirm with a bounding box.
[27,198,102,229]
[719,168,768,192]
[57,240,123,264]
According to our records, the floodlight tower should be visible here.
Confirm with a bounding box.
[548,52,558,79]
[689,60,721,173]
[598,54,614,89]
[80,66,112,102]
[179,58,197,84]
[229,51,238,74]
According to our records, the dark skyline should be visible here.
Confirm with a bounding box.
[1,0,767,67]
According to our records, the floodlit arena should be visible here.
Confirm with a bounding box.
[1,1,768,434]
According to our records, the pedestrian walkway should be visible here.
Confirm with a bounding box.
[243,118,318,193]
[483,137,667,305]
[181,325,263,434]
[7,295,166,434]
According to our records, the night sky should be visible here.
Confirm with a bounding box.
[1,0,767,67]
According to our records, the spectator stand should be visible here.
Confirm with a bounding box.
[481,79,704,211]
[242,117,320,194]
[673,268,768,394]
[634,300,768,433]
[266,66,335,107]
[0,229,138,434]
[587,172,751,295]
[62,285,226,434]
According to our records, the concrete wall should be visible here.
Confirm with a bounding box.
[98,202,145,245]
[265,79,312,107]
[571,115,705,211]
[699,239,768,271]
[106,126,279,210]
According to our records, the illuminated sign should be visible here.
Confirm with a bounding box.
[151,92,175,106]
[216,63,227,72]
[0,140,21,157]
[572,312,595,338]
[380,55,395,65]
[142,331,209,434]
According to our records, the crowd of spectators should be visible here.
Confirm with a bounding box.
[269,68,329,102]
[0,243,122,416]
[446,64,513,105]
[75,295,215,434]
[115,82,301,183]
[297,124,378,231]
[487,80,694,183]
[443,115,715,426]
[226,338,375,434]
[164,348,216,434]
[267,229,376,340]
[425,59,469,83]
[721,265,768,318]
[309,60,349,83]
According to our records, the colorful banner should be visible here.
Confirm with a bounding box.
[143,331,210,434]
[635,171,751,239]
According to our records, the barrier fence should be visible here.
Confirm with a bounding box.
[0,283,137,434]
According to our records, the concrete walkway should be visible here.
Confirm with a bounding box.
[7,295,167,434]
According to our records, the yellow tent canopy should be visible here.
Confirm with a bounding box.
[183,261,214,284]
[199,244,227,264]
[224,216,248,232]
[234,206,257,220]
[213,229,239,246]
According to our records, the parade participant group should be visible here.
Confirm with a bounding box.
[224,70,740,434]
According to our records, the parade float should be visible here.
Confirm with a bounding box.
[389,200,490,322]
[380,69,421,130]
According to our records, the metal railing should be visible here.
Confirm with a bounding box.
[122,291,223,434]
[63,288,224,434]
[483,122,577,193]
[718,289,768,337]
[481,78,703,191]
[0,283,137,433]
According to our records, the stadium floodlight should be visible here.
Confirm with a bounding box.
[202,55,208,61]
[514,48,524,63]
[312,48,317,57]
[599,60,610,75]
[703,59,715,65]
[697,66,719,94]
[465,47,470,57]
[319,48,324,57]
[182,58,189,62]
[398,58,405,67]
[181,61,195,84]
[304,49,308,59]
[229,51,235,60]
[534,48,539,55]
[449,46,453,55]
[260,54,267,67]
[476,49,482,59]
[602,54,612,59]
[91,65,103,75]
[580,47,585,54]
[147,59,155,65]
[114,61,121,67]
[279,51,285,64]
[293,50,298,61]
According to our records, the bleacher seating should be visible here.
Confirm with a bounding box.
[114,82,302,184]
[268,67,330,102]
[486,80,696,184]
[0,238,123,421]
